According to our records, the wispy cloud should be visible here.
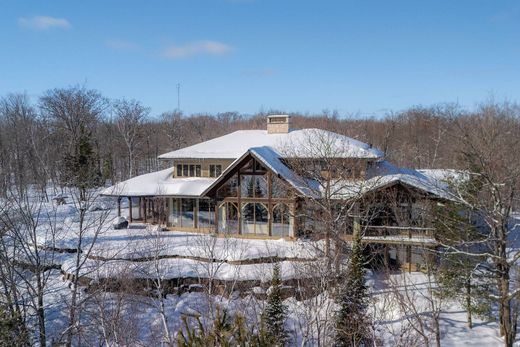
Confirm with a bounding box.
[106,39,140,51]
[161,40,234,59]
[18,15,71,30]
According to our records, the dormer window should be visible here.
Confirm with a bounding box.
[210,164,222,177]
[177,164,201,177]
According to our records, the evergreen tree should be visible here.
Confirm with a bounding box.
[0,306,27,347]
[263,263,288,346]
[334,233,372,347]
[61,131,102,200]
[433,199,493,328]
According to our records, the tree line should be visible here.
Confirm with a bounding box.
[1,85,504,198]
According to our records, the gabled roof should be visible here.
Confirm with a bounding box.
[329,161,456,200]
[101,167,215,197]
[158,128,384,160]
[201,146,321,199]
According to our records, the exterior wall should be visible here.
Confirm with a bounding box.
[173,158,234,177]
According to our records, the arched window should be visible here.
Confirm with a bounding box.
[272,203,292,237]
[218,202,238,234]
[241,202,268,235]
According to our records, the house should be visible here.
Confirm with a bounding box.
[102,115,454,270]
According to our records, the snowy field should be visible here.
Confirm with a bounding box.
[12,190,518,345]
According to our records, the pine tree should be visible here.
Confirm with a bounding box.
[334,233,372,347]
[62,131,102,201]
[263,263,288,346]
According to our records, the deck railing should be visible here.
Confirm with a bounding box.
[361,225,435,240]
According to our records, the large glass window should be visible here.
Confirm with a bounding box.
[240,175,268,198]
[198,199,214,229]
[241,203,268,235]
[216,174,238,198]
[181,198,195,227]
[272,203,292,237]
[177,165,182,177]
[169,198,179,226]
[218,202,238,234]
[271,175,292,198]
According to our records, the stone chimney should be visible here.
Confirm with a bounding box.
[267,114,291,134]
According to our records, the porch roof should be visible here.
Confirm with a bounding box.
[101,167,215,197]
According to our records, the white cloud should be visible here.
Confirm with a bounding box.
[18,15,71,30]
[162,40,234,59]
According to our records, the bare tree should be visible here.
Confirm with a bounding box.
[435,101,520,347]
[113,99,149,178]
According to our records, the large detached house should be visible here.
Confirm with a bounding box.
[102,115,454,270]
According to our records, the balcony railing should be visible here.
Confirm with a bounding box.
[348,225,437,244]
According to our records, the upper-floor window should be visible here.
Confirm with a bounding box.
[177,164,201,177]
[209,164,222,178]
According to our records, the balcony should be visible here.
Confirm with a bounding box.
[343,225,437,245]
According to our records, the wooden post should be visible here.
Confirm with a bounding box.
[290,199,297,238]
[117,197,121,217]
[164,198,169,227]
[267,171,272,237]
[143,198,147,223]
[407,245,412,273]
[195,199,199,229]
[128,197,133,222]
[151,199,155,224]
[214,203,219,233]
[237,172,242,235]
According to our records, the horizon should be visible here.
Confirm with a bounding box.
[1,1,519,118]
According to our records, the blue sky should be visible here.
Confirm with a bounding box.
[0,1,519,117]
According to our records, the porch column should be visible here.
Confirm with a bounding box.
[267,171,272,237]
[117,197,121,217]
[151,199,155,223]
[143,198,147,223]
[214,203,219,233]
[128,197,133,222]
[237,172,242,235]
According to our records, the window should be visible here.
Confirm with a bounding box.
[169,198,179,226]
[241,203,268,235]
[218,202,238,234]
[181,198,195,227]
[210,164,222,178]
[198,199,214,228]
[178,164,201,177]
[241,175,267,198]
[216,173,238,198]
[272,203,292,237]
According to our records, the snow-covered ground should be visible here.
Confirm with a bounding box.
[12,189,519,345]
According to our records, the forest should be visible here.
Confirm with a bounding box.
[1,86,520,346]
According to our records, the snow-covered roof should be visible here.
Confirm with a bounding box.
[101,167,215,197]
[158,128,384,160]
[202,146,321,198]
[417,169,469,185]
[329,161,455,200]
